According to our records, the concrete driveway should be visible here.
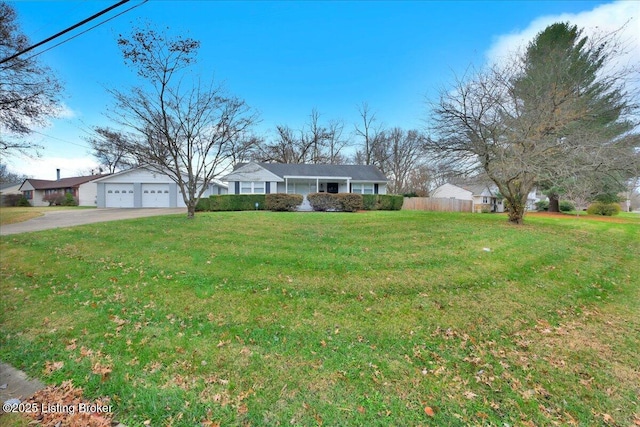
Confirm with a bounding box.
[0,208,186,236]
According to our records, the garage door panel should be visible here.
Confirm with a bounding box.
[105,184,134,208]
[142,184,170,207]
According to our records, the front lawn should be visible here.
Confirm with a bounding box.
[1,211,638,426]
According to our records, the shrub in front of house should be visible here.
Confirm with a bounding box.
[62,193,78,206]
[586,202,621,216]
[209,194,266,211]
[362,194,378,210]
[362,194,404,210]
[16,196,31,207]
[1,194,25,207]
[307,193,341,211]
[265,193,303,211]
[43,192,66,206]
[335,193,363,212]
[195,197,210,212]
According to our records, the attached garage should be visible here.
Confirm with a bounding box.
[94,167,227,208]
[105,184,134,208]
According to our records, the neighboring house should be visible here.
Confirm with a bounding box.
[222,162,388,196]
[19,173,107,207]
[432,182,541,213]
[93,166,227,208]
[431,183,503,213]
[0,182,23,206]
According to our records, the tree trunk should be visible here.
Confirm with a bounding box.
[505,196,526,224]
[187,202,196,219]
[548,193,560,212]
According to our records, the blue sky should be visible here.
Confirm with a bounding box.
[5,0,639,179]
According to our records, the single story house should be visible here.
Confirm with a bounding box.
[93,166,227,208]
[19,172,107,207]
[222,162,389,196]
[432,183,540,213]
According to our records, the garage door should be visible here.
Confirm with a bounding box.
[105,184,134,208]
[142,184,170,208]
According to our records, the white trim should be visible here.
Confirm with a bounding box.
[282,175,353,180]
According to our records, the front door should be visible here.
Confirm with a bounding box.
[327,182,339,193]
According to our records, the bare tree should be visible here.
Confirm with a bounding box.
[0,2,63,156]
[404,164,433,196]
[0,162,28,184]
[85,127,136,174]
[426,23,639,224]
[354,102,385,166]
[255,109,349,164]
[377,128,427,194]
[109,26,258,219]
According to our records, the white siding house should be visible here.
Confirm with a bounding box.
[222,163,388,196]
[432,182,542,213]
[431,183,504,213]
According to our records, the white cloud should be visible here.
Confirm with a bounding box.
[56,102,77,120]
[486,1,640,68]
[7,156,101,180]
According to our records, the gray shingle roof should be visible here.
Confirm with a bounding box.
[241,163,388,181]
[22,174,107,190]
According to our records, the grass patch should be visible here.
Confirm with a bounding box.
[1,211,639,426]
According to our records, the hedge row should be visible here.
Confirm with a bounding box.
[207,194,267,211]
[362,194,404,210]
[265,193,303,211]
[197,193,403,212]
[307,193,363,212]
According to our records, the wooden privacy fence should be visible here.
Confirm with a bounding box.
[402,197,473,212]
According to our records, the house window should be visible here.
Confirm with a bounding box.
[352,184,374,194]
[240,182,253,194]
[240,181,265,194]
[24,190,33,200]
[483,197,488,204]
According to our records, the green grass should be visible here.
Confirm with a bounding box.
[1,211,639,426]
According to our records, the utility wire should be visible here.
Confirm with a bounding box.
[0,0,131,65]
[18,0,149,65]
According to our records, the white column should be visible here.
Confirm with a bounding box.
[316,178,319,193]
[285,177,288,194]
[347,178,350,193]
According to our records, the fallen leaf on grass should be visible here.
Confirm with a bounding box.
[463,391,478,400]
[424,406,435,416]
[602,413,615,424]
[43,361,64,375]
[24,380,113,427]
[91,362,112,381]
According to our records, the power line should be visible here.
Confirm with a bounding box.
[18,0,149,65]
[30,130,92,150]
[0,0,132,65]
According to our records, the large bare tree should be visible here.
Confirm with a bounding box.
[109,26,258,218]
[354,102,385,166]
[255,109,349,164]
[0,2,63,156]
[426,23,638,224]
[375,128,427,194]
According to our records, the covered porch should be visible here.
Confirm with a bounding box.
[280,176,352,195]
